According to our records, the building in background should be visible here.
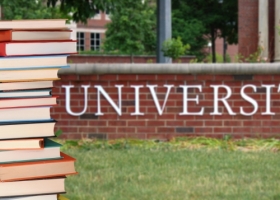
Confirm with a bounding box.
[238,0,278,62]
[67,11,110,52]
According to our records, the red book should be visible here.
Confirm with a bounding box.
[0,40,76,56]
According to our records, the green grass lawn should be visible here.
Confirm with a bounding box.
[61,138,280,200]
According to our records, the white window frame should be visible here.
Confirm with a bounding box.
[77,32,85,51]
[90,33,101,51]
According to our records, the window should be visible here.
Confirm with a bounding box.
[77,32,85,51]
[90,33,101,51]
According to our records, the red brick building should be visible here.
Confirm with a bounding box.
[67,11,110,52]
[238,0,278,62]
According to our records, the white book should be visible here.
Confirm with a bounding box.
[0,19,66,29]
[0,55,67,70]
[0,177,65,198]
[0,138,61,163]
[0,120,56,140]
[0,81,53,91]
[0,107,51,122]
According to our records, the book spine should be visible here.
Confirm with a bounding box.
[0,43,7,56]
[0,30,11,42]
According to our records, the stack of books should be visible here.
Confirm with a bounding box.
[0,19,77,200]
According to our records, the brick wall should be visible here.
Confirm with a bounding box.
[51,73,280,140]
[238,0,259,58]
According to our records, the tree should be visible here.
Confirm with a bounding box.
[161,37,190,61]
[46,0,127,23]
[0,0,68,20]
[172,0,238,62]
[103,0,156,62]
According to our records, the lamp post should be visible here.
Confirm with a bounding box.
[156,0,172,63]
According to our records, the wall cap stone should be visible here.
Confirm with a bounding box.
[59,63,280,75]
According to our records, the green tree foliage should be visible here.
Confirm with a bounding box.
[0,0,68,20]
[161,37,190,60]
[172,2,207,60]
[172,0,238,62]
[103,0,156,62]
[46,0,125,23]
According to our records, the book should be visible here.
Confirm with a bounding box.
[0,120,56,140]
[0,89,51,98]
[0,81,53,91]
[0,68,60,82]
[0,29,72,42]
[0,96,57,108]
[0,177,66,198]
[0,55,68,70]
[0,152,77,181]
[0,138,61,163]
[0,19,66,30]
[0,40,76,56]
[0,107,52,122]
[1,194,57,200]
[0,138,44,150]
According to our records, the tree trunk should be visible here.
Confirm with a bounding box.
[210,28,216,63]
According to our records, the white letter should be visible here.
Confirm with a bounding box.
[131,85,144,116]
[179,85,204,115]
[210,85,236,115]
[147,84,173,115]
[262,84,275,115]
[95,85,123,116]
[240,84,258,116]
[62,85,89,116]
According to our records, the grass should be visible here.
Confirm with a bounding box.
[60,137,280,200]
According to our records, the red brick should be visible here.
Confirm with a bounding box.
[99,74,118,81]
[128,120,146,126]
[118,75,138,81]
[137,127,156,133]
[195,127,213,133]
[214,127,232,133]
[205,121,223,126]
[185,121,204,126]
[253,75,274,81]
[79,75,98,80]
[117,127,136,133]
[158,127,175,133]
[108,121,127,126]
[147,120,165,126]
[166,121,184,126]
[176,75,195,81]
[98,127,117,133]
[157,75,176,81]
[224,121,242,126]
[138,75,156,80]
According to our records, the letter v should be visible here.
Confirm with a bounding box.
[147,85,174,115]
